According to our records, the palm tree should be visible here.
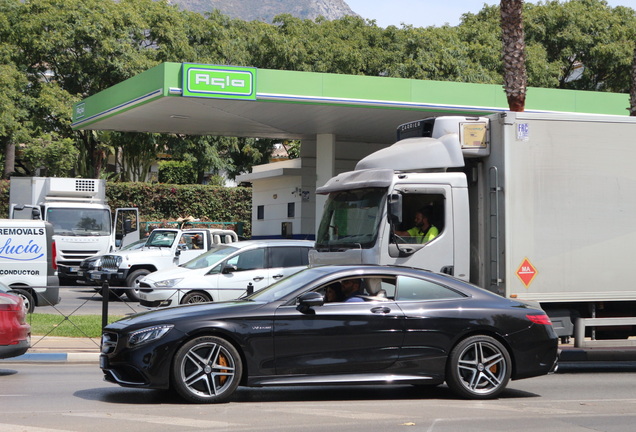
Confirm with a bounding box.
[630,45,636,116]
[501,0,527,112]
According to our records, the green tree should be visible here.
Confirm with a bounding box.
[19,134,78,176]
[524,0,636,92]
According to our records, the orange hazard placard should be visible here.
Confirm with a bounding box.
[516,258,537,288]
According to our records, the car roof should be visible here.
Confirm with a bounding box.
[223,239,314,249]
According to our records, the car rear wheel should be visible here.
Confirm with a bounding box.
[180,291,212,305]
[171,336,242,403]
[10,288,34,314]
[446,335,511,399]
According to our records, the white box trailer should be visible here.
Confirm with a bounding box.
[310,111,636,343]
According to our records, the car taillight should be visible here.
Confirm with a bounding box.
[0,293,21,312]
[52,240,58,270]
[526,314,552,325]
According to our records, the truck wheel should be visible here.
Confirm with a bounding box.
[124,269,151,302]
[10,289,35,314]
[180,291,212,305]
[171,336,242,403]
[446,335,511,399]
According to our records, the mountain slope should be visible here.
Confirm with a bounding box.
[170,0,359,22]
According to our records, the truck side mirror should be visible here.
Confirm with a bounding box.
[123,218,132,234]
[387,194,402,225]
[31,207,41,220]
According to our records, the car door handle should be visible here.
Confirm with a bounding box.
[371,306,391,314]
[272,273,285,279]
[253,276,265,282]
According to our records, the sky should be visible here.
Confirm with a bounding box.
[344,0,635,28]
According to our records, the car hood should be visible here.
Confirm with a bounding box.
[106,299,269,330]
[142,265,202,282]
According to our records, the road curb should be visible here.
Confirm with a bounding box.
[0,352,100,363]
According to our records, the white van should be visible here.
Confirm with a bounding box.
[0,219,60,312]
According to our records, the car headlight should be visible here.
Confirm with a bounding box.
[128,325,174,347]
[154,278,184,288]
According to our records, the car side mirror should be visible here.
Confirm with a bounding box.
[296,291,324,314]
[222,264,238,274]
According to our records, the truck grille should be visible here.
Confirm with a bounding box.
[100,255,121,272]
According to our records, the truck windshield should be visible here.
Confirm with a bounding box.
[46,208,111,236]
[315,187,386,250]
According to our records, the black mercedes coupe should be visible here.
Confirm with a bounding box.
[100,265,558,402]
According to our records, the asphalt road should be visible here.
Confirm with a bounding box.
[0,363,635,432]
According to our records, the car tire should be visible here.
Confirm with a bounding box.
[171,336,242,404]
[10,288,35,314]
[446,335,511,400]
[180,291,212,305]
[124,269,151,302]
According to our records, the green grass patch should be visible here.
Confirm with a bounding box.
[27,314,124,338]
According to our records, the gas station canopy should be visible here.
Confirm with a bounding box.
[72,62,629,143]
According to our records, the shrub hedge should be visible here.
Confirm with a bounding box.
[0,180,252,237]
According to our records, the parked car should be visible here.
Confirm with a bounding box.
[0,282,31,359]
[137,239,314,307]
[84,228,239,301]
[100,265,559,403]
[78,238,148,292]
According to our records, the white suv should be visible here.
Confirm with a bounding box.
[137,239,314,307]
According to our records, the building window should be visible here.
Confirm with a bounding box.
[257,205,264,220]
[287,202,295,218]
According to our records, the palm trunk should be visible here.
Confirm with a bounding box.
[501,0,527,112]
[630,45,636,116]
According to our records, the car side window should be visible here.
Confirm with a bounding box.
[269,247,310,268]
[395,276,465,301]
[228,249,265,272]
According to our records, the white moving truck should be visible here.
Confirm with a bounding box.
[310,112,636,344]
[0,219,59,312]
[9,177,139,284]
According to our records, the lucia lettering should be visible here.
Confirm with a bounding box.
[0,238,44,261]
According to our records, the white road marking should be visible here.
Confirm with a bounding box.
[63,412,241,428]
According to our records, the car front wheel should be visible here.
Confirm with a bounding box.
[446,335,511,399]
[124,269,150,302]
[180,291,212,305]
[171,336,242,403]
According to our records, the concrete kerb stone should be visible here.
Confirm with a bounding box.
[0,337,101,363]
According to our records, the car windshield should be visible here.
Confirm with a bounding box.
[315,187,386,250]
[46,208,112,236]
[244,266,333,303]
[181,244,237,270]
[146,230,178,248]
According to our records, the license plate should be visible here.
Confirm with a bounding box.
[69,267,78,273]
[138,292,148,300]
[100,355,108,369]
